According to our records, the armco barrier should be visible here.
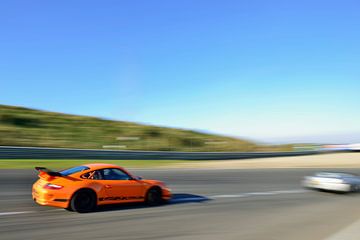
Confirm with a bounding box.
[0,146,320,160]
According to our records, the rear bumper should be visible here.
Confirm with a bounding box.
[32,188,70,208]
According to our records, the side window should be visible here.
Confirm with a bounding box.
[102,168,132,180]
[81,170,102,180]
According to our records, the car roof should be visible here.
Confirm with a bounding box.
[83,163,123,170]
[315,172,356,178]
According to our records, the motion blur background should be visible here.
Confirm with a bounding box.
[1,0,360,152]
[1,2,360,240]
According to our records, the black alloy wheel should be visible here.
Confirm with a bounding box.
[69,189,96,213]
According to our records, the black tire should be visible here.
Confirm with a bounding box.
[350,184,360,193]
[65,206,74,212]
[69,189,96,213]
[145,187,163,206]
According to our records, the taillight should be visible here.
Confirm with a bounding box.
[43,183,63,190]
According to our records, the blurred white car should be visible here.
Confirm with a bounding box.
[348,143,360,151]
[303,172,360,193]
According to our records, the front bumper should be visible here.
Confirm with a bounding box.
[162,187,172,200]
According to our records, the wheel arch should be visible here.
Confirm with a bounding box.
[147,185,162,194]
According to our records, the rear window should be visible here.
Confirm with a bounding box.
[60,166,90,176]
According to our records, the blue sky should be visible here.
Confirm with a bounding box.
[1,0,359,143]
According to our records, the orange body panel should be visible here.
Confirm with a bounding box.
[32,163,172,209]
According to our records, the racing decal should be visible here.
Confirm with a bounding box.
[99,196,144,201]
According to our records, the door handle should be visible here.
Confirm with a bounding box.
[105,185,112,189]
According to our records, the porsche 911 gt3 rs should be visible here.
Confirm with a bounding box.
[32,163,172,212]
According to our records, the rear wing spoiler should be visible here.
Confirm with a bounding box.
[35,167,62,177]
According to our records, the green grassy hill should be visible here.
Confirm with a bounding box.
[0,105,292,152]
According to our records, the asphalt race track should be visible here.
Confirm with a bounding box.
[1,168,360,240]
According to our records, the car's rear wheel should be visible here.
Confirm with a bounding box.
[69,189,96,213]
[146,187,162,206]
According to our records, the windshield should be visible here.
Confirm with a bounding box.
[60,166,90,176]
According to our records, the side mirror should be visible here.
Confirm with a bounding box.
[135,176,143,180]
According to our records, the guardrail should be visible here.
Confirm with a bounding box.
[0,146,321,160]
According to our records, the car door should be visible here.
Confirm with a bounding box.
[100,168,146,204]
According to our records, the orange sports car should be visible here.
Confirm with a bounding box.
[32,163,172,213]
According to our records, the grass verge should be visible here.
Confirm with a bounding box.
[0,159,192,169]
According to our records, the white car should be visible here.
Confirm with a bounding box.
[348,143,360,151]
[303,172,360,193]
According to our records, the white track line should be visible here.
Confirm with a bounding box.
[211,189,308,199]
[171,189,308,203]
[0,211,34,216]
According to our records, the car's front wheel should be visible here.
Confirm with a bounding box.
[146,187,163,206]
[350,184,360,192]
[69,189,97,213]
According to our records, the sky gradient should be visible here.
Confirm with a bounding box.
[1,0,359,143]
